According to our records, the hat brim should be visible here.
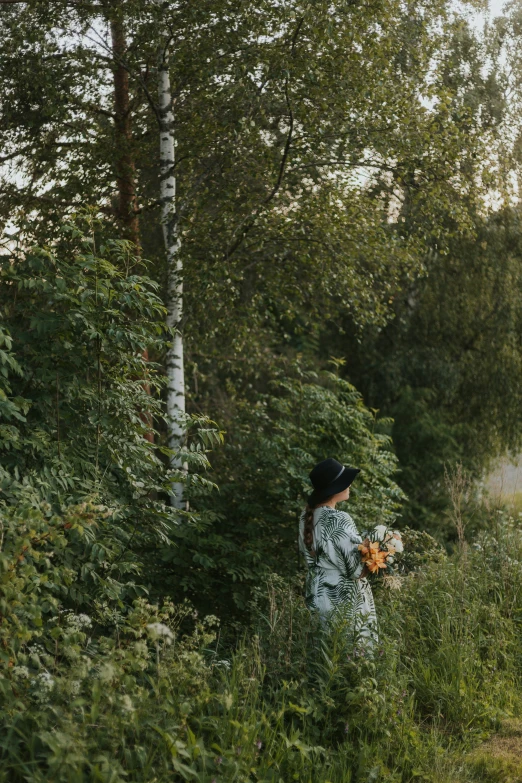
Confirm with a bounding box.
[307,467,360,507]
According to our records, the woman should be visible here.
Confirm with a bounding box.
[299,458,377,647]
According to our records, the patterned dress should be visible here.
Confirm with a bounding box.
[299,506,377,646]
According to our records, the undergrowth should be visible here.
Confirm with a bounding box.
[1,503,522,782]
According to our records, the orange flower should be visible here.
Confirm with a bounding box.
[359,539,382,556]
[367,559,389,573]
[359,537,393,575]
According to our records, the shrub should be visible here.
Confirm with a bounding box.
[0,218,167,507]
[0,217,222,598]
[1,504,522,781]
[184,369,405,616]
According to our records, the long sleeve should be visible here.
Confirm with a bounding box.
[326,510,364,580]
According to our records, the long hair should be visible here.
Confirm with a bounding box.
[303,503,317,558]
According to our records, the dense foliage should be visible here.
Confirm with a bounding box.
[0,218,222,598]
[1,502,522,782]
[1,220,164,502]
[0,218,403,616]
[335,207,522,535]
[0,0,517,526]
[3,0,522,780]
[188,370,403,614]
[0,0,500,369]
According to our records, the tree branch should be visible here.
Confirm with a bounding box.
[223,78,294,261]
[222,17,304,261]
[84,26,163,127]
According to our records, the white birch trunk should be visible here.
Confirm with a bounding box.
[158,39,186,509]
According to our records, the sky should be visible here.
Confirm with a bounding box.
[488,0,507,17]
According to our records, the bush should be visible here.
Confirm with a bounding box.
[2,217,521,783]
[183,368,405,616]
[0,216,222,599]
[0,218,167,506]
[2,502,522,782]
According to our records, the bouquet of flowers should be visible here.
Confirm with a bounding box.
[358,524,404,577]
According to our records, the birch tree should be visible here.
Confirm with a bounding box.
[0,0,500,450]
[158,29,186,508]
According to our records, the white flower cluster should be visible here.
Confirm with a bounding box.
[27,643,53,667]
[31,670,55,702]
[369,525,404,565]
[64,612,92,630]
[372,525,404,554]
[146,622,175,643]
[11,665,30,680]
[35,671,55,690]
[27,643,46,656]
[120,694,135,713]
[69,680,82,696]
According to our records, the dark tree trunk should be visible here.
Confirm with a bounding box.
[110,11,153,443]
[110,14,140,250]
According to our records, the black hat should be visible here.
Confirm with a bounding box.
[307,458,360,506]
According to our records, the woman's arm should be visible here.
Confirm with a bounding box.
[330,511,364,580]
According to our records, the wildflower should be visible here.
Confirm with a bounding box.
[383,575,403,590]
[27,643,45,656]
[12,666,30,680]
[66,613,92,630]
[214,659,231,670]
[215,756,223,765]
[255,739,263,750]
[69,680,81,696]
[146,623,174,643]
[37,671,54,690]
[98,662,116,682]
[358,539,381,556]
[392,537,404,554]
[361,546,388,573]
[120,694,134,713]
[31,670,55,702]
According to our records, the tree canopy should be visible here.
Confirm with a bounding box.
[0,0,520,598]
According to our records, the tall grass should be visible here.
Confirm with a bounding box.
[2,507,522,781]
